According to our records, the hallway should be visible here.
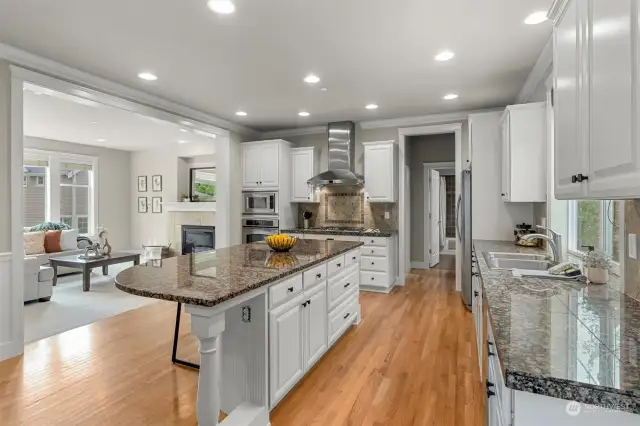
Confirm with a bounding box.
[0,264,483,425]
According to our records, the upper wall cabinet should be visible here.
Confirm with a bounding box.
[551,0,640,199]
[290,147,319,203]
[363,141,397,202]
[242,140,291,191]
[501,103,547,202]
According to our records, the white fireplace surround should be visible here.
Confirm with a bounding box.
[163,201,216,212]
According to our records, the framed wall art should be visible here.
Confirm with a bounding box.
[152,175,162,192]
[152,197,162,213]
[138,197,148,213]
[138,176,147,192]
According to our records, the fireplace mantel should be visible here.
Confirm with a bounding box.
[163,201,216,212]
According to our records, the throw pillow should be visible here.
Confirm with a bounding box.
[24,231,46,255]
[27,221,72,232]
[60,229,79,251]
[44,230,63,253]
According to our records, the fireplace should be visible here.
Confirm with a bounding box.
[181,225,216,255]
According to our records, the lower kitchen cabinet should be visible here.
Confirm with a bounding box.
[269,294,305,407]
[303,283,328,370]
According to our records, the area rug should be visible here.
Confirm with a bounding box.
[24,263,157,343]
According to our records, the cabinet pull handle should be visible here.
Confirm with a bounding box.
[316,273,322,279]
[352,256,357,260]
[576,173,589,182]
[487,389,496,398]
[571,175,578,183]
[337,263,341,267]
[474,291,479,297]
[288,287,294,292]
[371,277,375,281]
[488,350,495,357]
[302,302,308,307]
[344,282,351,288]
[307,299,311,305]
[343,312,350,319]
[371,262,375,265]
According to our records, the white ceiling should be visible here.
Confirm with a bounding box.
[0,0,552,132]
[23,83,217,151]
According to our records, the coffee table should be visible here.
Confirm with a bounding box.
[49,252,141,292]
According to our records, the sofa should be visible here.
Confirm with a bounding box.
[24,257,54,303]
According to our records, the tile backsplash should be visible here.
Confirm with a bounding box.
[296,186,398,230]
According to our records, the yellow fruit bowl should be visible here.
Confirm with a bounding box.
[265,234,297,252]
[265,252,299,269]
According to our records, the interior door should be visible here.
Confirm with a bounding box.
[429,169,441,267]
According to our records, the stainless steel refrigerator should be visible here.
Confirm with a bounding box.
[456,168,472,311]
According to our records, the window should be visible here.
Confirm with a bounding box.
[60,166,92,235]
[568,200,621,271]
[22,166,48,227]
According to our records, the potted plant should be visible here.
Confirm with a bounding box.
[181,193,191,202]
[582,249,612,284]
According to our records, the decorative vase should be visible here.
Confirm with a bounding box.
[586,267,609,284]
[102,239,112,256]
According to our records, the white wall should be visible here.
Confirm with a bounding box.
[469,111,534,241]
[0,61,10,252]
[24,136,132,249]
[408,134,455,262]
[130,140,216,249]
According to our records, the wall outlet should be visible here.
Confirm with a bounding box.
[385,211,390,220]
[629,233,637,260]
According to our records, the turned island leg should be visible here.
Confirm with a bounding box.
[185,305,226,426]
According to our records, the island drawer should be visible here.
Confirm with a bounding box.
[303,263,327,289]
[329,291,359,346]
[360,236,387,247]
[269,274,303,309]
[360,246,387,258]
[344,249,361,267]
[328,255,346,277]
[360,270,390,288]
[361,256,388,273]
[328,265,359,310]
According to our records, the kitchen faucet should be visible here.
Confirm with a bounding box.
[520,225,563,263]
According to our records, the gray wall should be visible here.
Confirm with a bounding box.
[408,134,456,263]
[0,60,10,252]
[24,137,132,249]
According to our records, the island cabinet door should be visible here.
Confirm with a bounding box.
[269,294,305,407]
[303,283,328,370]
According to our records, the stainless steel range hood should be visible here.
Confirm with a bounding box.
[307,121,364,187]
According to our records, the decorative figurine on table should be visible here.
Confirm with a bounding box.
[97,226,112,256]
[79,243,104,260]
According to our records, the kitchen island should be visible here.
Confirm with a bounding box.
[116,239,363,426]
[474,240,640,425]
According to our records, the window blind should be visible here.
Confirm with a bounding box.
[60,162,92,171]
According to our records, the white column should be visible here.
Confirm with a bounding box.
[186,305,226,426]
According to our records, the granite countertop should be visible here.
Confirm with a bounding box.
[281,228,397,237]
[115,240,363,307]
[474,239,640,414]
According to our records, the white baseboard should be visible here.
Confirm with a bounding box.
[410,261,430,269]
[441,250,456,256]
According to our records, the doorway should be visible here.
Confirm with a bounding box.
[422,162,455,269]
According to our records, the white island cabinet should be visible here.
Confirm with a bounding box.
[551,0,640,199]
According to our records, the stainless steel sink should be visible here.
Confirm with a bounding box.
[483,251,554,271]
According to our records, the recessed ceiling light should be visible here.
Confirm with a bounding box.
[435,50,455,61]
[298,111,310,117]
[180,128,188,132]
[304,74,320,84]
[207,0,235,14]
[178,140,191,144]
[321,87,328,91]
[90,121,98,124]
[180,120,192,126]
[524,11,548,25]
[138,72,158,81]
[443,94,459,100]
[365,104,378,110]
[96,138,106,142]
[236,111,248,116]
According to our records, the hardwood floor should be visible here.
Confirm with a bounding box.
[0,265,484,426]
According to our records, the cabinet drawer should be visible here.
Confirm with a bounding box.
[360,236,388,247]
[328,292,359,346]
[361,255,388,272]
[344,249,361,267]
[303,263,327,289]
[327,255,346,277]
[269,274,303,309]
[328,265,359,310]
[360,270,390,288]
[360,246,387,258]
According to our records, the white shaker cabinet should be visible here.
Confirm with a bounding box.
[363,141,397,202]
[551,0,640,199]
[241,140,285,190]
[242,144,263,190]
[290,147,319,203]
[501,103,546,202]
[302,282,327,370]
[269,294,305,406]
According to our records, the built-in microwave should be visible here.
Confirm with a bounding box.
[243,191,278,215]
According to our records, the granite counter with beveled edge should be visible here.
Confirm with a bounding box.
[474,239,640,414]
[115,239,363,307]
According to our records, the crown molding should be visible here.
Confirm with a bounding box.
[548,0,570,23]
[516,35,553,104]
[260,126,327,139]
[359,107,504,130]
[0,42,260,139]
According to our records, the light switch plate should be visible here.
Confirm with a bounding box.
[629,233,637,260]
[385,211,390,220]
